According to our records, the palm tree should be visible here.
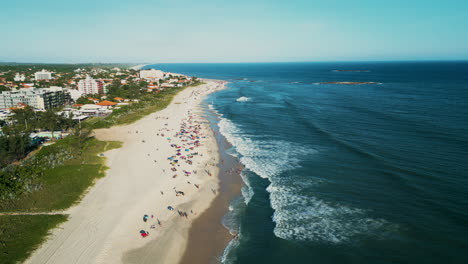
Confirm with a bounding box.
[41,110,60,140]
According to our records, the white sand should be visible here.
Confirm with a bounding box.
[25,80,227,264]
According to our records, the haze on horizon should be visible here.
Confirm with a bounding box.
[1,0,467,63]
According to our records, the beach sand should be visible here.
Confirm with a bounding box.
[178,134,244,264]
[25,80,228,264]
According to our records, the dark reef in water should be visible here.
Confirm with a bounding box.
[320,81,379,85]
[332,70,371,72]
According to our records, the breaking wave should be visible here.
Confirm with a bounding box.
[236,96,251,102]
[218,115,397,244]
[268,183,397,243]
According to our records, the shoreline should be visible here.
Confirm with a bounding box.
[129,63,150,70]
[25,79,229,264]
[178,102,244,264]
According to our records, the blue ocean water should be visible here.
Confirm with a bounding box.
[145,62,468,264]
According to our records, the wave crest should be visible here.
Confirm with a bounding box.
[236,96,251,102]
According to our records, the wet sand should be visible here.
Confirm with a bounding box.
[25,80,228,264]
[179,115,243,264]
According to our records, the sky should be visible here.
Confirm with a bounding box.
[1,0,467,63]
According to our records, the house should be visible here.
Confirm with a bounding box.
[79,104,110,116]
[161,83,175,88]
[14,73,26,82]
[113,97,125,102]
[96,100,117,109]
[88,97,99,103]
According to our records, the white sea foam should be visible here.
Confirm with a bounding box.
[220,197,246,264]
[220,234,240,264]
[236,96,251,102]
[268,182,396,243]
[240,172,254,204]
[218,117,315,179]
[217,115,397,244]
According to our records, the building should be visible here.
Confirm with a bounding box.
[14,73,26,82]
[78,75,104,95]
[0,109,13,121]
[0,87,69,110]
[139,69,164,80]
[34,69,53,80]
[96,100,117,109]
[79,104,111,117]
[67,89,84,101]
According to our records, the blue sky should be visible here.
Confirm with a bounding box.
[1,0,467,63]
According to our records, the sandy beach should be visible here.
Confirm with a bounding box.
[129,64,150,70]
[25,79,228,264]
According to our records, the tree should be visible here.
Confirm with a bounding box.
[60,112,76,132]
[40,110,60,139]
[71,124,92,152]
[0,124,31,167]
[76,96,94,105]
[139,80,148,88]
[0,85,9,92]
[11,106,37,132]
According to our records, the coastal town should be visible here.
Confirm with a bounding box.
[0,64,197,148]
[0,63,229,264]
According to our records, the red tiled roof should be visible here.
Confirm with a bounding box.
[96,100,117,106]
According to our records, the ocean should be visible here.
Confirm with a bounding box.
[144,62,468,264]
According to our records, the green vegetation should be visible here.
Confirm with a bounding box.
[0,214,68,264]
[89,82,202,128]
[106,79,147,99]
[0,107,75,168]
[0,62,137,87]
[0,133,121,211]
[0,62,203,262]
[75,96,95,104]
[0,122,120,263]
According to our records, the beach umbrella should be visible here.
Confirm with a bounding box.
[140,230,146,234]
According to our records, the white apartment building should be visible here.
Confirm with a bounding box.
[0,87,70,110]
[68,89,84,101]
[34,69,53,80]
[139,69,165,80]
[14,73,26,82]
[78,75,104,95]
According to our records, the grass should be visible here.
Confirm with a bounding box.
[0,214,68,264]
[0,139,122,212]
[0,83,201,262]
[88,82,203,128]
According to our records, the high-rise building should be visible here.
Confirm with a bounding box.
[78,75,104,95]
[34,69,52,80]
[0,87,70,110]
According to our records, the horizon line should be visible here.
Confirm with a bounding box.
[1,59,468,65]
